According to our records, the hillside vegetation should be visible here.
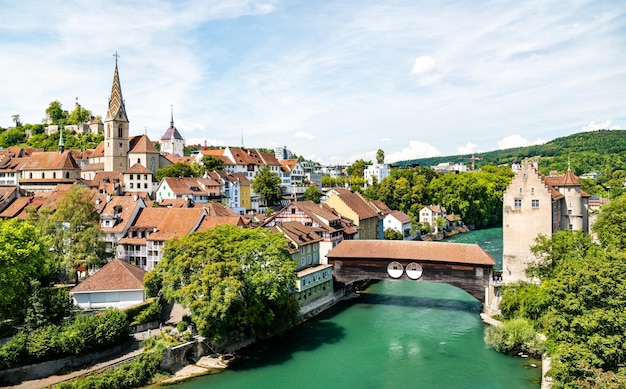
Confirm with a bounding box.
[393,129,626,177]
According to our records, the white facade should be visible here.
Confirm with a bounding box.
[72,289,145,310]
[364,163,390,185]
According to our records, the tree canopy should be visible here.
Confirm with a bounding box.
[303,185,321,203]
[153,225,299,343]
[36,185,107,282]
[592,195,626,252]
[155,162,198,181]
[252,165,282,207]
[496,229,626,387]
[0,219,48,321]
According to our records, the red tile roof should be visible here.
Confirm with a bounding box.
[71,259,146,293]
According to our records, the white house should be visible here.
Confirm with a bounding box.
[71,259,146,310]
[384,210,414,240]
[419,205,447,232]
[364,163,390,185]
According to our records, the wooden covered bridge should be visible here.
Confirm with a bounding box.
[326,240,496,305]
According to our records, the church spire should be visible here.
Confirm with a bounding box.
[170,105,174,128]
[106,51,128,122]
[58,127,64,153]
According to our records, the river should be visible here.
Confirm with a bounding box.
[169,227,540,388]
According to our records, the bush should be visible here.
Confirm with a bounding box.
[0,309,129,369]
[176,321,188,333]
[53,349,163,389]
[484,318,545,357]
[129,299,162,327]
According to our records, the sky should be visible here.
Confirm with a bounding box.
[1,0,625,165]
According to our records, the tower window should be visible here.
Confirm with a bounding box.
[118,127,122,137]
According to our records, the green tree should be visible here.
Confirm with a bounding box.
[47,185,107,282]
[346,159,370,178]
[200,155,225,172]
[376,149,385,164]
[45,100,67,124]
[155,225,299,343]
[252,165,282,207]
[593,195,626,252]
[303,185,321,203]
[384,228,402,240]
[155,162,197,181]
[0,219,48,321]
[67,104,92,125]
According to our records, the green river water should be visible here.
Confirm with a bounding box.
[170,227,541,388]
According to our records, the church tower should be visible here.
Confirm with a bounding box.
[104,53,130,172]
[159,106,185,157]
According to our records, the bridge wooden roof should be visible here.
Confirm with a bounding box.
[327,240,495,266]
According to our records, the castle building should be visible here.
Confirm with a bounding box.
[502,158,589,283]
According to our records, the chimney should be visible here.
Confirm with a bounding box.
[106,194,111,204]
[133,194,138,201]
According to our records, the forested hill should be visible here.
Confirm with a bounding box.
[392,129,626,176]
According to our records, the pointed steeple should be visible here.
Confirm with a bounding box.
[106,51,128,122]
[58,127,65,153]
[170,105,174,128]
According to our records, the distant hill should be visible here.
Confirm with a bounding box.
[392,129,626,176]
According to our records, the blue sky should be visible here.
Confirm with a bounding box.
[1,0,625,164]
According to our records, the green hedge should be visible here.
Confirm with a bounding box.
[129,299,162,327]
[0,309,129,370]
[53,348,162,389]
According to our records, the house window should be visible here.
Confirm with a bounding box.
[569,224,573,230]
[531,188,535,193]
[568,209,572,215]
[532,199,539,208]
[137,158,141,164]
[514,199,522,208]
[130,174,134,180]
[519,188,522,193]
[42,172,45,178]
[130,183,134,189]
[53,172,57,178]
[144,183,148,189]
[144,175,148,180]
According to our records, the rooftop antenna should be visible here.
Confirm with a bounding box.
[241,128,244,148]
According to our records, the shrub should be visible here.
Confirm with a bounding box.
[53,349,163,389]
[130,299,162,327]
[0,309,129,369]
[176,321,188,333]
[484,318,545,357]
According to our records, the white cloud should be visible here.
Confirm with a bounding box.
[295,131,315,140]
[457,142,478,154]
[581,120,622,132]
[386,141,442,163]
[411,55,437,74]
[497,135,546,150]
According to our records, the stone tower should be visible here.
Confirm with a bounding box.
[104,53,130,172]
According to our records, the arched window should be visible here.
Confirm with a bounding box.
[66,172,70,179]
[53,172,56,179]
[42,172,45,179]
[137,158,141,164]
